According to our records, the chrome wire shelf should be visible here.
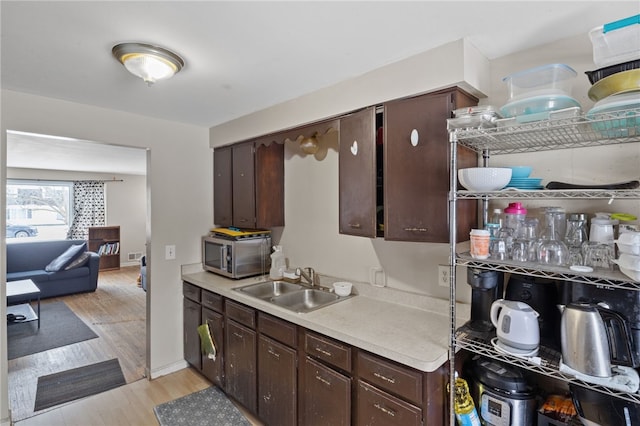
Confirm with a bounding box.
[455,189,640,199]
[456,252,640,290]
[450,107,640,155]
[455,325,640,405]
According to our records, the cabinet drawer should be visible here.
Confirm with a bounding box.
[201,290,223,313]
[305,331,352,373]
[358,351,423,405]
[258,312,297,347]
[357,380,422,426]
[183,282,201,303]
[226,300,256,329]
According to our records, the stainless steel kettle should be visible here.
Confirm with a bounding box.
[561,302,635,377]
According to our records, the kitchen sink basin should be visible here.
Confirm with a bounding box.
[270,288,342,313]
[236,280,304,299]
[234,281,351,313]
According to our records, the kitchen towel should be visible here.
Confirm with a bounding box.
[197,323,216,360]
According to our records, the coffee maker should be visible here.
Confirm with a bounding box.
[467,269,504,333]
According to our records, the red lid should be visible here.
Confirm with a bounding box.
[504,202,527,215]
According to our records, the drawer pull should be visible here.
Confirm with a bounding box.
[314,346,333,357]
[349,223,361,229]
[315,375,331,386]
[374,403,396,417]
[403,227,427,232]
[232,332,244,340]
[373,372,396,384]
[267,348,280,359]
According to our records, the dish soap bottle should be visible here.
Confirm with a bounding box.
[454,374,481,426]
[269,246,286,279]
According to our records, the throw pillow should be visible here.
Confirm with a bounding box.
[45,243,87,272]
[65,251,91,270]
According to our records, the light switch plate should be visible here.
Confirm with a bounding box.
[165,245,176,260]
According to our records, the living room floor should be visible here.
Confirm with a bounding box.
[7,266,146,422]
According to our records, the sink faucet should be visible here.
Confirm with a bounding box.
[297,267,316,287]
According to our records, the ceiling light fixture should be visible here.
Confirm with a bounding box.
[112,42,184,86]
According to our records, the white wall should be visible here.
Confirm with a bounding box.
[6,168,147,265]
[0,90,212,421]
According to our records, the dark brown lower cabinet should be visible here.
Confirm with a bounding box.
[201,307,224,388]
[301,356,351,426]
[356,380,422,426]
[183,297,201,369]
[257,335,297,426]
[225,319,257,414]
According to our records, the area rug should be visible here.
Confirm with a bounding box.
[7,301,99,360]
[34,358,126,411]
[154,386,251,426]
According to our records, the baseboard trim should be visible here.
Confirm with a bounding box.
[149,360,188,379]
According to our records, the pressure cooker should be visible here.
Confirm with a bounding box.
[470,357,537,426]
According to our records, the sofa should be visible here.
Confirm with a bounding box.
[7,239,100,303]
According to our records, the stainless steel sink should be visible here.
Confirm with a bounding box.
[234,281,351,313]
[270,288,342,313]
[236,280,304,299]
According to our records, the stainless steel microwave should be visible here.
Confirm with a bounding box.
[202,234,271,279]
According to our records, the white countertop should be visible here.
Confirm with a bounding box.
[181,265,470,373]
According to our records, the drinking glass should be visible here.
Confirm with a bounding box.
[583,241,614,270]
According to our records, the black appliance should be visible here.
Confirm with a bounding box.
[570,383,640,426]
[505,274,561,350]
[469,357,537,426]
[467,269,504,332]
[564,281,640,368]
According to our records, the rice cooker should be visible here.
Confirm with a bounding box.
[470,357,537,426]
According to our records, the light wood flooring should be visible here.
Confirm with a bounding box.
[8,266,147,423]
[11,267,263,426]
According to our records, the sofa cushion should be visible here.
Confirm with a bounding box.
[7,270,50,282]
[45,243,87,272]
[48,267,89,281]
[65,251,91,270]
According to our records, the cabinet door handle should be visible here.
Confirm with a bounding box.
[374,403,396,417]
[410,129,419,146]
[349,223,361,229]
[267,348,280,359]
[314,346,333,357]
[373,371,396,384]
[403,227,427,232]
[232,332,244,340]
[315,375,331,386]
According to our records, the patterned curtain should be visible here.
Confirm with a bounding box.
[66,181,106,240]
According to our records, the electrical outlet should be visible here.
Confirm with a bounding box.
[438,264,450,287]
[165,245,176,260]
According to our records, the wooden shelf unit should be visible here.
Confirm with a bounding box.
[88,226,120,271]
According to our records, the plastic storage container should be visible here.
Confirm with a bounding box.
[502,64,578,101]
[499,64,580,121]
[589,14,640,68]
[586,90,640,137]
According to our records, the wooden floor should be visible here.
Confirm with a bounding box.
[8,266,147,422]
[11,266,264,426]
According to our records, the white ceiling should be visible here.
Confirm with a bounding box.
[2,1,638,175]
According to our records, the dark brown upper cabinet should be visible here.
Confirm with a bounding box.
[213,141,284,229]
[339,88,478,242]
[339,107,378,238]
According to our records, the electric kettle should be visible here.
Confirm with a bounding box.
[561,302,635,378]
[490,299,540,353]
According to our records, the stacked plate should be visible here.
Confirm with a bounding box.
[506,177,544,190]
[505,166,544,189]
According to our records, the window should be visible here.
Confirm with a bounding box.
[6,180,72,240]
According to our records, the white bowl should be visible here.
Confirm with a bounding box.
[458,167,512,191]
[333,281,352,297]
